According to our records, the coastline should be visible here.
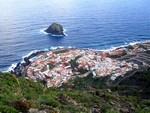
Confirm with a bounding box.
[8,40,150,72]
[9,40,150,88]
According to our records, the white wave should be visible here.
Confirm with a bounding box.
[51,31,68,37]
[101,40,150,52]
[21,46,72,60]
[6,50,42,72]
[57,46,64,49]
[7,63,17,72]
[39,28,68,36]
[63,29,68,36]
[51,34,65,37]
[50,46,59,50]
[42,48,49,51]
[100,44,128,52]
[39,28,49,34]
[21,60,25,64]
[129,41,140,45]
[124,41,128,45]
[22,50,40,59]
[68,46,75,48]
[129,40,150,45]
[50,46,65,50]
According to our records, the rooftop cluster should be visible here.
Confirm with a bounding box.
[25,48,139,87]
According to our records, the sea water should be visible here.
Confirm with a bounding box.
[0,0,150,71]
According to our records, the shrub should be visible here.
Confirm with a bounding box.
[0,105,19,113]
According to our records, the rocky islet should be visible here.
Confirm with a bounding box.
[45,23,65,36]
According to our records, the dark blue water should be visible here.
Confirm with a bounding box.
[0,0,150,71]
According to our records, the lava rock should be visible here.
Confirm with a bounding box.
[45,23,65,35]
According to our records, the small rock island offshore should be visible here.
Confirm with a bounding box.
[11,41,150,88]
[45,23,65,36]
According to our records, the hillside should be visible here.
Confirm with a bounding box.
[0,69,150,113]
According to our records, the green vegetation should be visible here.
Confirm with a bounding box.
[48,64,54,70]
[69,55,89,75]
[53,49,69,54]
[61,73,109,90]
[0,69,150,112]
[108,50,127,58]
[69,55,81,69]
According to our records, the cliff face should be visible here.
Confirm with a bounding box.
[45,23,64,35]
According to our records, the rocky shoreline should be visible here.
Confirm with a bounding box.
[11,50,45,76]
[11,41,150,87]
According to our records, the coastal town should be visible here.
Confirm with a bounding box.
[12,42,150,88]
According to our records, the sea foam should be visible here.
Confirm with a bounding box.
[7,63,17,72]
[40,28,68,36]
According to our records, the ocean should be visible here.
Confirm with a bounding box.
[0,0,150,71]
